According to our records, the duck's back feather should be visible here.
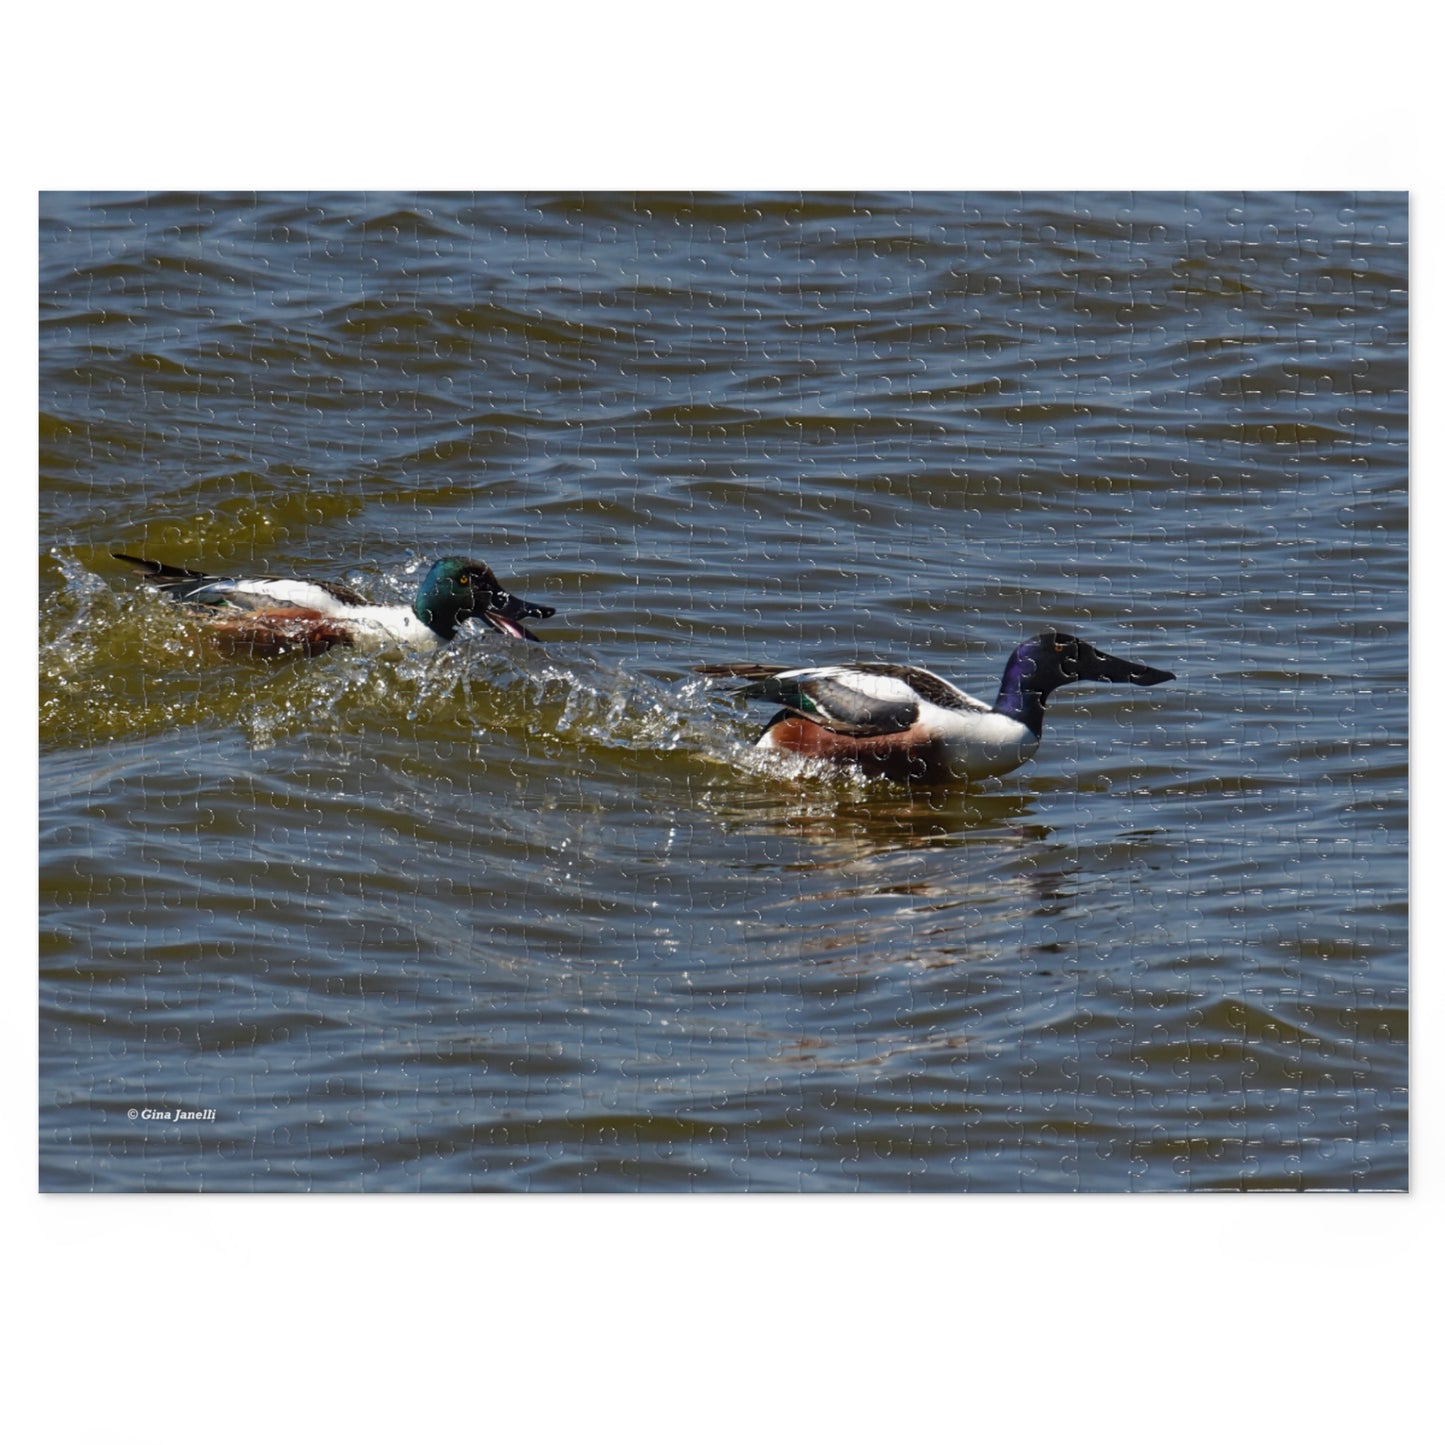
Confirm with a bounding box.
[112,554,369,611]
[695,662,988,737]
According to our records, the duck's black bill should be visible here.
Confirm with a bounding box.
[1087,647,1175,687]
[496,593,555,622]
[482,590,555,641]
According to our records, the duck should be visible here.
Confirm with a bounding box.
[696,630,1175,783]
[112,552,555,657]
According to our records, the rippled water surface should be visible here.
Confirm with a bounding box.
[39,192,1407,1190]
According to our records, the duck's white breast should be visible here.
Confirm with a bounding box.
[924,703,1039,778]
[333,606,442,651]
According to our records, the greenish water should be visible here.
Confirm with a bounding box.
[40,192,1407,1190]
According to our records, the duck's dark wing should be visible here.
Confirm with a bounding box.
[696,663,940,737]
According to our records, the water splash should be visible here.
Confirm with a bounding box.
[41,553,978,809]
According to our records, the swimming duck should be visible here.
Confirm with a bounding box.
[696,630,1175,783]
[112,552,555,657]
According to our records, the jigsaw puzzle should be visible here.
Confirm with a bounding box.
[38,191,1408,1191]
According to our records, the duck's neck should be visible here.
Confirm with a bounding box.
[413,587,462,640]
[992,649,1049,737]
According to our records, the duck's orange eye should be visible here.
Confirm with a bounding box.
[458,573,471,585]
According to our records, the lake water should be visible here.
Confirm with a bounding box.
[39,191,1408,1190]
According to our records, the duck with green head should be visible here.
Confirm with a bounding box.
[113,552,556,657]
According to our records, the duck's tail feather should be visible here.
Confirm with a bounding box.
[693,663,791,682]
[112,553,215,597]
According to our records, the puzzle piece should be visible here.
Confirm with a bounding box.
[39,192,1408,1195]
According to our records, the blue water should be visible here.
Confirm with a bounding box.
[39,192,1407,1190]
